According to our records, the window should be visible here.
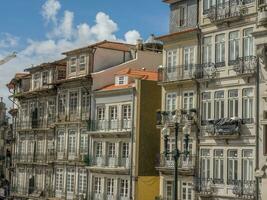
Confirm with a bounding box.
[109,106,118,120]
[214,91,224,119]
[227,150,238,184]
[68,131,76,155]
[200,149,211,179]
[202,92,212,122]
[229,31,239,63]
[167,50,177,74]
[242,88,253,122]
[215,34,225,65]
[55,168,63,191]
[184,47,194,72]
[179,6,186,26]
[165,181,173,200]
[214,150,224,184]
[78,169,87,194]
[36,140,44,155]
[182,182,192,200]
[107,178,114,196]
[80,131,88,154]
[69,91,78,114]
[81,90,90,113]
[243,28,253,57]
[58,93,66,115]
[116,76,128,85]
[97,107,105,121]
[166,137,175,164]
[122,105,131,120]
[33,73,40,89]
[79,55,86,71]
[108,143,116,158]
[42,71,49,85]
[183,92,194,111]
[228,89,239,118]
[203,0,215,14]
[69,57,77,73]
[57,131,64,153]
[94,177,101,194]
[203,37,212,64]
[242,150,254,181]
[120,179,129,197]
[67,169,75,192]
[122,143,129,158]
[166,93,176,112]
[95,142,102,157]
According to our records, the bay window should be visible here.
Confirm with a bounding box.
[227,150,238,185]
[200,149,211,179]
[242,88,253,122]
[203,36,212,64]
[229,31,239,63]
[214,91,225,119]
[214,149,224,184]
[228,89,238,118]
[243,28,253,57]
[215,34,225,66]
[242,150,254,181]
[202,92,212,122]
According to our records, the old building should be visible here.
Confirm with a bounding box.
[7,39,162,200]
[156,0,200,199]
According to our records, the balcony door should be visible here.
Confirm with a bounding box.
[184,47,195,78]
[121,142,130,168]
[107,143,116,167]
[106,178,115,200]
[109,106,118,130]
[164,180,173,200]
[166,50,177,81]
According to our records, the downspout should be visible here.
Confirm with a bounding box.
[130,87,136,200]
[256,56,260,200]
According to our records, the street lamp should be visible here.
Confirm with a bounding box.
[161,109,191,200]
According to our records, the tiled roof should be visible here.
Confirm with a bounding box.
[115,68,158,81]
[97,83,134,91]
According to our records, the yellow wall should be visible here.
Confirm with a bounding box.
[136,176,159,200]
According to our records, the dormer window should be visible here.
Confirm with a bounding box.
[79,55,86,71]
[42,71,49,86]
[70,57,77,73]
[116,76,128,85]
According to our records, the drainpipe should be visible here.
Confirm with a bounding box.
[256,56,260,200]
[129,87,136,200]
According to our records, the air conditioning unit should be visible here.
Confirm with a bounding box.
[258,10,267,25]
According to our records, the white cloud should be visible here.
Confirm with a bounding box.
[124,30,141,44]
[0,0,143,109]
[0,33,19,48]
[41,0,61,24]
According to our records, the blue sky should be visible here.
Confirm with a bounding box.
[0,0,169,108]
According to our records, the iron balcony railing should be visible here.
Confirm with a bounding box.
[10,186,46,196]
[88,119,132,132]
[90,193,129,200]
[158,64,198,83]
[157,154,196,170]
[16,118,55,130]
[233,56,257,75]
[85,155,130,168]
[13,152,55,163]
[207,0,245,23]
[194,178,256,199]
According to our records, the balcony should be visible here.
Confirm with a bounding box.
[194,178,256,199]
[11,186,46,198]
[156,154,196,175]
[88,119,132,136]
[16,118,55,131]
[13,152,55,164]
[158,64,198,84]
[91,193,129,200]
[204,118,241,139]
[206,0,246,24]
[233,56,257,76]
[86,156,130,169]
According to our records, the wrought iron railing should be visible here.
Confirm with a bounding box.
[16,118,55,130]
[13,152,56,163]
[87,119,132,132]
[232,180,256,199]
[157,154,196,170]
[194,178,215,195]
[11,186,46,196]
[85,155,130,168]
[233,56,257,75]
[207,0,245,22]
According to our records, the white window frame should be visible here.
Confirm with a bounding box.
[120,179,129,197]
[166,92,177,112]
[202,92,212,122]
[69,91,79,115]
[79,55,86,72]
[55,168,63,191]
[227,150,238,185]
[95,142,102,158]
[242,149,254,181]
[108,143,116,158]
[242,88,254,122]
[213,149,224,184]
[42,71,49,86]
[203,36,212,64]
[214,91,225,119]
[78,169,87,194]
[66,169,75,192]
[200,149,211,179]
[229,31,240,62]
[243,28,254,57]
[183,91,194,111]
[166,50,177,74]
[57,131,65,153]
[80,131,88,154]
[69,57,77,74]
[181,182,193,200]
[68,130,76,155]
[107,178,115,196]
[228,89,239,118]
[184,46,195,72]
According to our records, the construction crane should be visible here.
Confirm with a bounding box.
[0,52,16,65]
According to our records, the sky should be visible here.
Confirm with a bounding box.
[0,0,169,109]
